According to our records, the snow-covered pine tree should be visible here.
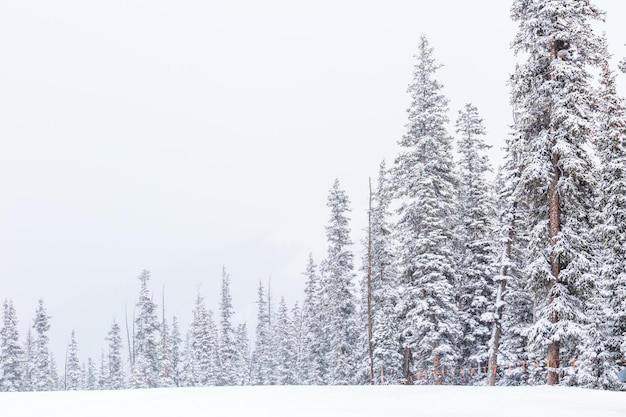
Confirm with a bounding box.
[291,301,304,385]
[273,297,297,385]
[233,323,251,386]
[455,103,495,377]
[219,266,237,385]
[169,316,183,387]
[158,312,174,388]
[579,36,626,390]
[31,299,53,391]
[85,357,97,390]
[510,0,604,385]
[392,35,461,385]
[132,270,161,388]
[97,349,109,390]
[157,290,177,389]
[49,353,60,391]
[65,330,82,390]
[189,290,220,386]
[369,162,403,385]
[22,329,34,391]
[180,332,193,387]
[324,179,358,385]
[106,320,126,389]
[299,255,328,385]
[0,299,23,392]
[250,281,273,385]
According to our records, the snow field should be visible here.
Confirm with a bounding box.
[1,385,625,417]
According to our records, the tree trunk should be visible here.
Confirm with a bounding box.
[403,347,412,384]
[433,354,443,385]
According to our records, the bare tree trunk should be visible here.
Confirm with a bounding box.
[367,178,375,385]
[125,305,134,368]
[403,347,412,384]
[433,354,443,385]
[162,286,169,379]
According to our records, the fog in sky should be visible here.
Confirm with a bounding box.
[1,1,625,364]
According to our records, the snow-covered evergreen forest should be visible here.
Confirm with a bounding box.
[3,0,626,392]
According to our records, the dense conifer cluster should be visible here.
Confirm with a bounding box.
[1,0,625,390]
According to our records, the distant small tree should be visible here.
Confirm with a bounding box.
[22,329,34,391]
[65,330,82,390]
[107,320,126,389]
[97,349,109,390]
[189,290,220,386]
[0,299,23,392]
[233,323,251,386]
[251,281,273,385]
[219,267,237,385]
[169,316,183,387]
[32,300,53,391]
[132,270,160,388]
[49,353,60,391]
[85,358,97,390]
[273,297,297,385]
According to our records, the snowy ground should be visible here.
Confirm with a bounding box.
[1,385,625,417]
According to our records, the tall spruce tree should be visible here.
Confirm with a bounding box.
[324,179,358,385]
[510,0,604,385]
[0,299,23,392]
[455,103,495,374]
[392,35,461,384]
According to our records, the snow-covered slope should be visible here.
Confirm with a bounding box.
[1,385,625,417]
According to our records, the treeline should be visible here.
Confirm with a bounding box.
[2,0,626,391]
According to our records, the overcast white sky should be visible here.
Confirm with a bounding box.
[1,1,625,365]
